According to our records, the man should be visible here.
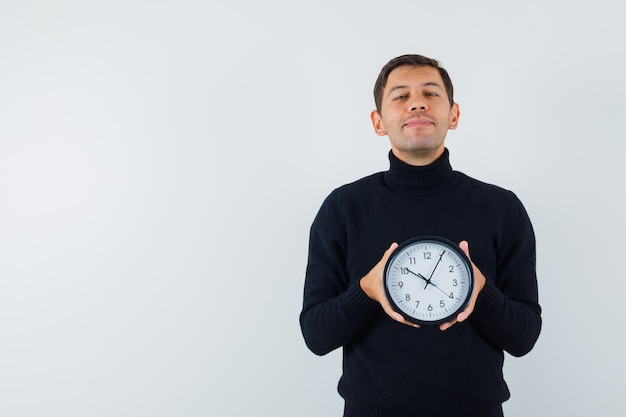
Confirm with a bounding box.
[300,54,542,417]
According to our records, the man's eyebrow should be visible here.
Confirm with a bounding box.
[386,82,444,97]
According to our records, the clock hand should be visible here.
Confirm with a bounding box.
[405,269,448,296]
[405,268,429,285]
[401,266,433,290]
[426,279,450,297]
[427,250,446,281]
[425,250,458,298]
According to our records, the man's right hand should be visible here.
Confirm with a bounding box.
[360,242,420,328]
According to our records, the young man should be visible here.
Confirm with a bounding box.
[300,54,542,417]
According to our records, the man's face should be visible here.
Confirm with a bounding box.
[371,65,460,166]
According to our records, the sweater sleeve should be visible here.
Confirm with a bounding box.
[299,191,381,356]
[471,192,542,357]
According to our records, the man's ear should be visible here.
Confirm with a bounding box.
[370,110,387,136]
[448,103,460,130]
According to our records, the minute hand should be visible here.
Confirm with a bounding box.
[428,250,446,281]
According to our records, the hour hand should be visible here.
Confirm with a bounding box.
[405,268,428,284]
[407,268,446,293]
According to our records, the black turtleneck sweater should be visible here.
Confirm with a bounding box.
[300,149,541,417]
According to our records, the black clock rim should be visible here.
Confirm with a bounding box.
[383,235,475,326]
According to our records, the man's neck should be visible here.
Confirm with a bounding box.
[390,146,444,166]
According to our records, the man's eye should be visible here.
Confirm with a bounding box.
[426,92,438,97]
[393,95,407,101]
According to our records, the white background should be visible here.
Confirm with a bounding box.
[1,1,625,416]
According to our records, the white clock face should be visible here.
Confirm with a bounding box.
[384,237,474,325]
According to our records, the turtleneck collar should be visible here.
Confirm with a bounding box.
[383,148,456,194]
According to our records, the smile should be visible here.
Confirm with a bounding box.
[402,117,434,128]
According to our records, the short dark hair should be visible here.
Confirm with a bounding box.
[373,54,454,112]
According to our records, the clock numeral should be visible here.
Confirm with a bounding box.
[415,300,420,308]
[405,294,411,301]
[452,279,458,287]
[439,300,445,308]
[423,252,432,260]
[449,265,455,273]
[448,292,454,299]
[401,267,409,275]
[409,257,416,264]
[427,304,433,311]
[397,281,404,288]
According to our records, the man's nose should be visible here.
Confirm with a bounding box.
[410,99,426,112]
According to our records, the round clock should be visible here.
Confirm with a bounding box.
[383,236,474,326]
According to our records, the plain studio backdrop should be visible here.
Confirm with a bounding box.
[1,1,624,416]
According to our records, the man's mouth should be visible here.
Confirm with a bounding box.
[403,117,433,128]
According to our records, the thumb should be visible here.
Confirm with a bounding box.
[459,240,471,260]
[382,242,399,263]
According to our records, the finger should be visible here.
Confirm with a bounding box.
[376,242,399,279]
[439,318,457,331]
[456,285,479,323]
[456,304,474,323]
[459,240,470,259]
[381,296,420,327]
[381,242,399,264]
[389,309,406,324]
[380,298,405,323]
[396,314,420,328]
